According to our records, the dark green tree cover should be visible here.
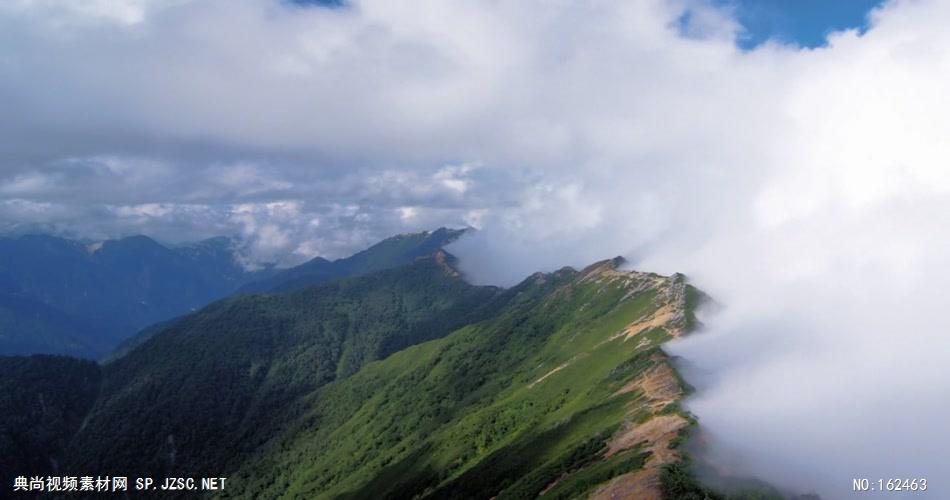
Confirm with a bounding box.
[0,355,101,483]
[222,259,694,499]
[660,462,788,500]
[110,229,468,363]
[2,252,733,499]
[63,252,506,483]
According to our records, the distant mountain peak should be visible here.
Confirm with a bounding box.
[190,235,235,249]
[0,232,277,358]
[96,235,169,256]
[579,256,628,277]
[114,234,161,245]
[241,227,471,294]
[367,226,468,248]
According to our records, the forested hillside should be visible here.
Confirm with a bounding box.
[0,252,732,499]
[227,258,703,499]
[63,252,506,483]
[0,355,101,480]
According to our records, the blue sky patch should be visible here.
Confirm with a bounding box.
[718,0,885,49]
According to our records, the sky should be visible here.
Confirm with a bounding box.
[4,1,950,497]
[0,0,884,266]
[719,0,885,49]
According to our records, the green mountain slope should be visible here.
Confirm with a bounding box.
[240,227,468,293]
[226,258,699,499]
[109,228,469,362]
[64,252,506,481]
[1,252,712,499]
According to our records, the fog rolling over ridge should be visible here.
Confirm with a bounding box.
[4,0,950,496]
[445,1,950,497]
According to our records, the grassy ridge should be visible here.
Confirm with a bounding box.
[2,253,709,499]
[226,262,692,499]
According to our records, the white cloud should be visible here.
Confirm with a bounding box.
[0,172,59,195]
[111,203,175,218]
[208,164,294,198]
[397,206,418,221]
[2,0,154,26]
[434,164,475,194]
[4,1,950,496]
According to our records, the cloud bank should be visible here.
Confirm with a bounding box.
[4,0,950,497]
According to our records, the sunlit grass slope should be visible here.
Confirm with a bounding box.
[228,257,700,499]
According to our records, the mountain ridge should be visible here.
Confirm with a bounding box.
[0,228,469,358]
[0,244,743,499]
[0,233,273,358]
[224,256,701,499]
[60,252,509,482]
[239,227,470,294]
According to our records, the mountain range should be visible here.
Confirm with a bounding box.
[0,234,268,358]
[239,227,468,294]
[0,229,786,499]
[0,228,466,359]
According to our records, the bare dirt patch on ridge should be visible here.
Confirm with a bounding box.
[590,359,689,500]
[614,361,682,412]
